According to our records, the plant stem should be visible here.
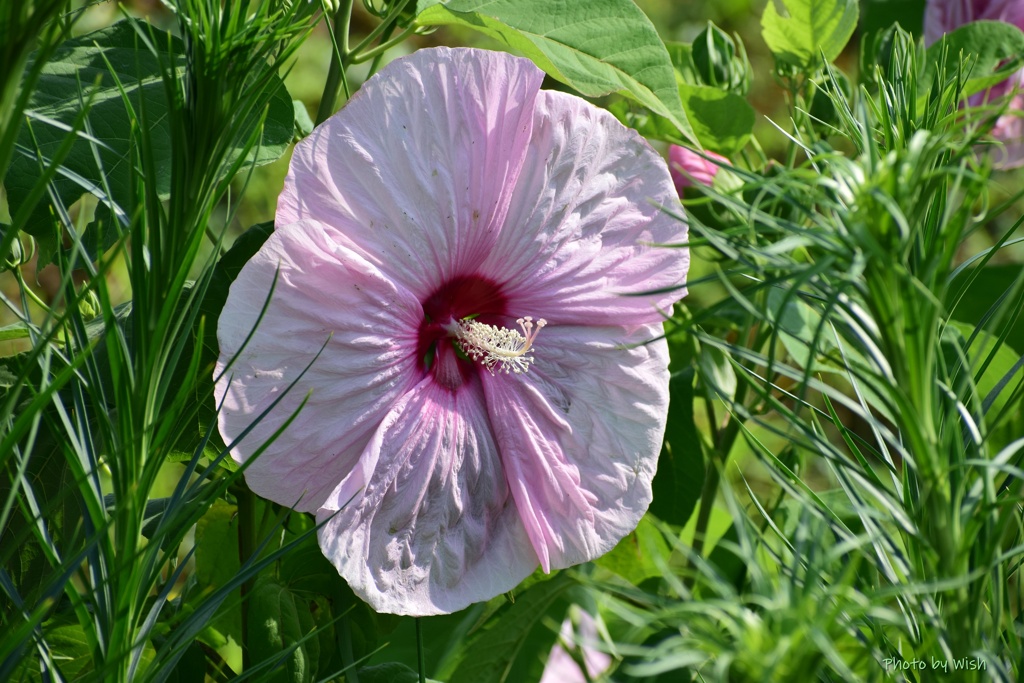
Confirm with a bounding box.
[351,26,417,64]
[364,22,396,78]
[689,459,720,559]
[237,483,257,672]
[348,0,413,57]
[315,0,354,125]
[13,265,51,313]
[416,618,426,683]
[688,344,751,562]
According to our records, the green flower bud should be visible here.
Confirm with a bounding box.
[691,22,752,95]
[2,231,35,272]
[859,24,915,91]
[79,287,101,321]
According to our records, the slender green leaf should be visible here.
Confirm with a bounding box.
[6,22,293,263]
[924,21,1024,97]
[948,320,1022,424]
[950,264,1024,347]
[766,288,894,421]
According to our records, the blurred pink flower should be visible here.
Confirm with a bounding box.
[215,47,688,615]
[924,0,1024,42]
[540,611,612,683]
[988,84,1024,165]
[924,0,1024,167]
[668,145,729,192]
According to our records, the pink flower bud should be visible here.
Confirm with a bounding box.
[668,145,729,193]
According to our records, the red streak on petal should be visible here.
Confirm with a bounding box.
[416,275,508,390]
[432,343,469,390]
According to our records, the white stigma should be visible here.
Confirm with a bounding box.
[454,316,547,375]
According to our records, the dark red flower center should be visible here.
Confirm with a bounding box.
[417,274,508,390]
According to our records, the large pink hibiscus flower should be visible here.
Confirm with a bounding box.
[924,0,1024,168]
[215,47,688,616]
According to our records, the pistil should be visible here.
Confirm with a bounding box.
[448,316,547,375]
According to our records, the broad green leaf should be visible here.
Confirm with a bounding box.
[195,499,242,643]
[650,367,704,527]
[42,621,94,680]
[679,84,754,155]
[246,575,317,683]
[166,642,208,683]
[607,86,753,154]
[860,0,925,37]
[768,287,837,372]
[293,99,314,139]
[924,21,1024,97]
[357,663,443,683]
[597,514,672,584]
[950,263,1024,350]
[376,597,511,678]
[414,0,697,144]
[665,39,755,152]
[761,0,858,69]
[947,320,1022,426]
[441,573,574,683]
[605,98,677,142]
[201,222,275,331]
[6,22,294,263]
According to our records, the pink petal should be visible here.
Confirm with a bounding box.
[925,0,972,44]
[991,90,1024,167]
[540,611,612,683]
[481,90,688,329]
[316,377,537,616]
[215,219,422,512]
[481,323,670,572]
[277,47,543,301]
[668,144,728,192]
